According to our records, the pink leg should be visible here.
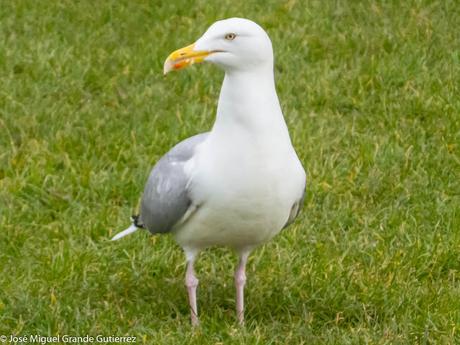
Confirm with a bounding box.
[185,258,199,326]
[235,251,250,325]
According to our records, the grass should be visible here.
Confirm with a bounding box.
[0,0,459,343]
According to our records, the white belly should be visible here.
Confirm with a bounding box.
[173,136,305,251]
[174,188,289,251]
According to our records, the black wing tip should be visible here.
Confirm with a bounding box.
[131,214,146,229]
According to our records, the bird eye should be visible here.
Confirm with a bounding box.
[224,33,236,41]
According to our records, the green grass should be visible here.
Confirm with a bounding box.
[1,0,459,343]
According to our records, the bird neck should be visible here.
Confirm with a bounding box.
[212,67,291,144]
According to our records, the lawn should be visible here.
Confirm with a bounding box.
[1,0,459,344]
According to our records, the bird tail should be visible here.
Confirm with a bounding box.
[111,215,144,241]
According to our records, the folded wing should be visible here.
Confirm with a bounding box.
[140,133,209,233]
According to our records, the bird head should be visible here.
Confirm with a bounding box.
[163,18,273,75]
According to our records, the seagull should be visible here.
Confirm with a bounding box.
[112,18,306,326]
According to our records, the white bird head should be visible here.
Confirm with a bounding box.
[163,18,273,75]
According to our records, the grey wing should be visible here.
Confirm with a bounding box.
[139,133,208,234]
[283,183,306,229]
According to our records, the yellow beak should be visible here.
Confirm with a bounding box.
[163,43,211,75]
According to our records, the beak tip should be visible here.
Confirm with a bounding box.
[163,61,173,75]
[163,43,207,76]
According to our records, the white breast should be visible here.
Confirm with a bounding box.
[174,133,305,251]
